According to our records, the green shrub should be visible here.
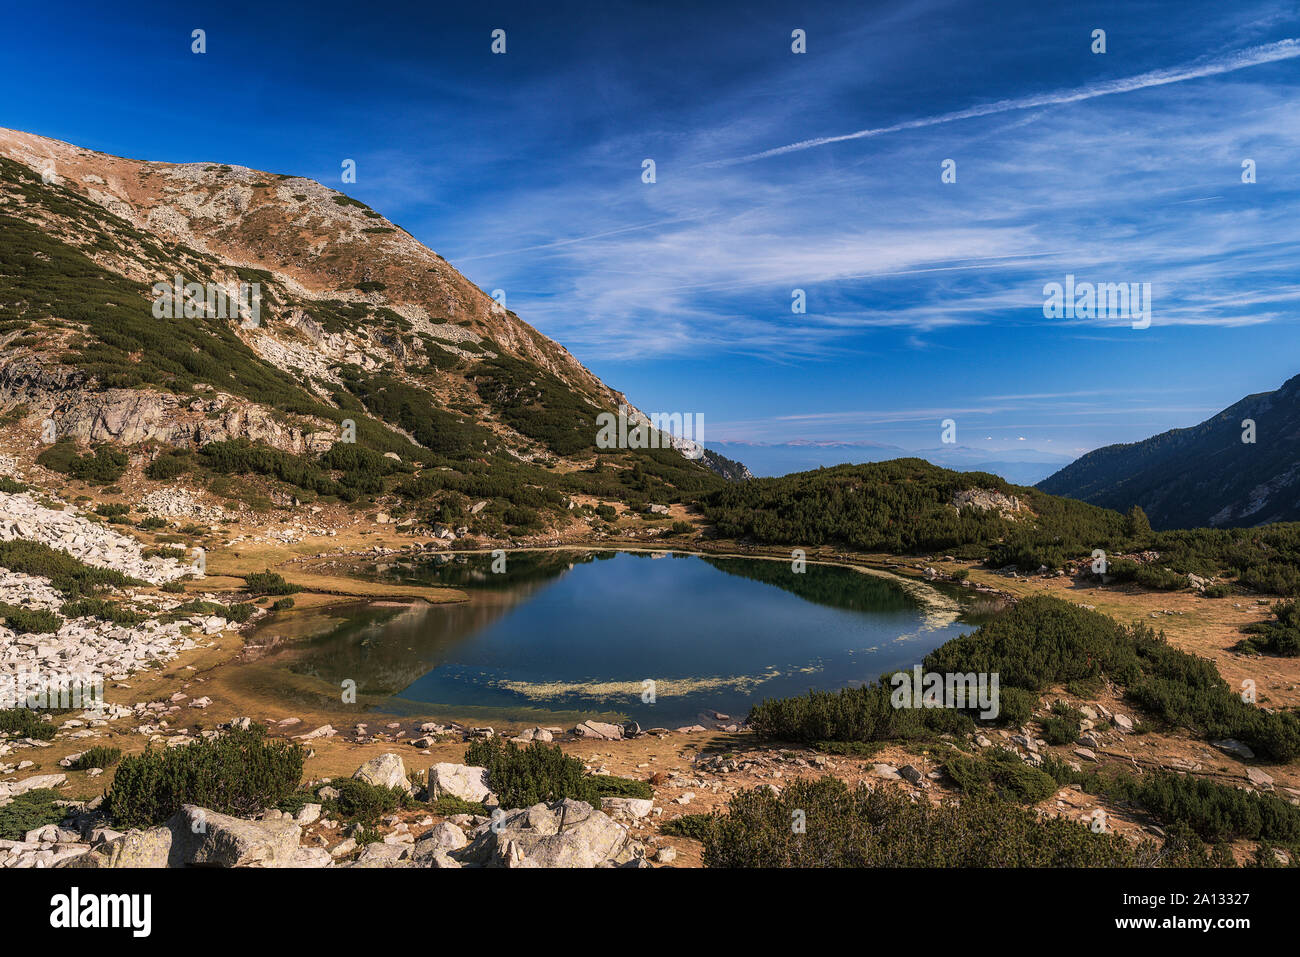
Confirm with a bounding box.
[661,813,716,842]
[142,546,186,560]
[320,778,411,824]
[243,569,302,596]
[1042,703,1083,746]
[1042,758,1300,844]
[996,687,1037,726]
[1238,601,1300,657]
[590,774,654,799]
[748,677,975,744]
[271,597,296,611]
[749,595,1300,762]
[224,603,256,623]
[1041,716,1078,746]
[60,598,145,626]
[106,725,304,827]
[0,603,62,634]
[36,440,127,484]
[93,503,130,518]
[69,746,122,770]
[0,708,56,740]
[945,748,1059,803]
[463,738,596,807]
[161,598,253,624]
[429,795,487,817]
[1065,677,1103,699]
[0,789,67,840]
[145,450,192,480]
[1134,566,1188,591]
[0,476,27,493]
[700,776,1138,867]
[0,539,137,597]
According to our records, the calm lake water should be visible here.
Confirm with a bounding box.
[246,550,974,726]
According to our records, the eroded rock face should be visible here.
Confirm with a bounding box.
[60,805,307,869]
[63,827,174,869]
[0,355,334,455]
[951,488,1024,516]
[166,805,303,867]
[455,799,639,868]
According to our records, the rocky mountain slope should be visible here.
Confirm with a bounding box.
[0,129,736,534]
[1038,373,1300,529]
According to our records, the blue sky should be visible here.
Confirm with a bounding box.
[4,0,1299,462]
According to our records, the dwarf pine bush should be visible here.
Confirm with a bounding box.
[320,778,412,824]
[107,725,303,828]
[464,738,597,808]
[1238,601,1300,657]
[749,595,1300,762]
[69,746,122,770]
[0,789,67,841]
[945,748,1059,804]
[700,776,1139,867]
[1041,758,1300,845]
[0,709,56,740]
[242,569,303,596]
[0,604,62,634]
[0,540,137,598]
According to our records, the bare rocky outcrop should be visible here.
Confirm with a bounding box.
[455,799,644,868]
[63,806,310,869]
[951,488,1024,517]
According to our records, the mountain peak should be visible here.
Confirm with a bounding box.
[1037,375,1300,529]
[0,130,735,537]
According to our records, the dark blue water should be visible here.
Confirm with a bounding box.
[265,550,967,726]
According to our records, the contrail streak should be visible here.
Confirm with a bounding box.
[711,39,1299,166]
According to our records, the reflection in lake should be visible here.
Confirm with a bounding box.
[243,550,973,726]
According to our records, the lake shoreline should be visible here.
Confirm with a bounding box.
[208,546,976,730]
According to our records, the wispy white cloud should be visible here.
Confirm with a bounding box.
[712,39,1300,166]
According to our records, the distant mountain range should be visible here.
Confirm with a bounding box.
[706,441,1074,485]
[1038,374,1300,530]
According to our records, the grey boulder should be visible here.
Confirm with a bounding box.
[455,799,639,868]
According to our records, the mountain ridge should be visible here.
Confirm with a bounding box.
[0,129,743,539]
[1037,373,1300,529]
